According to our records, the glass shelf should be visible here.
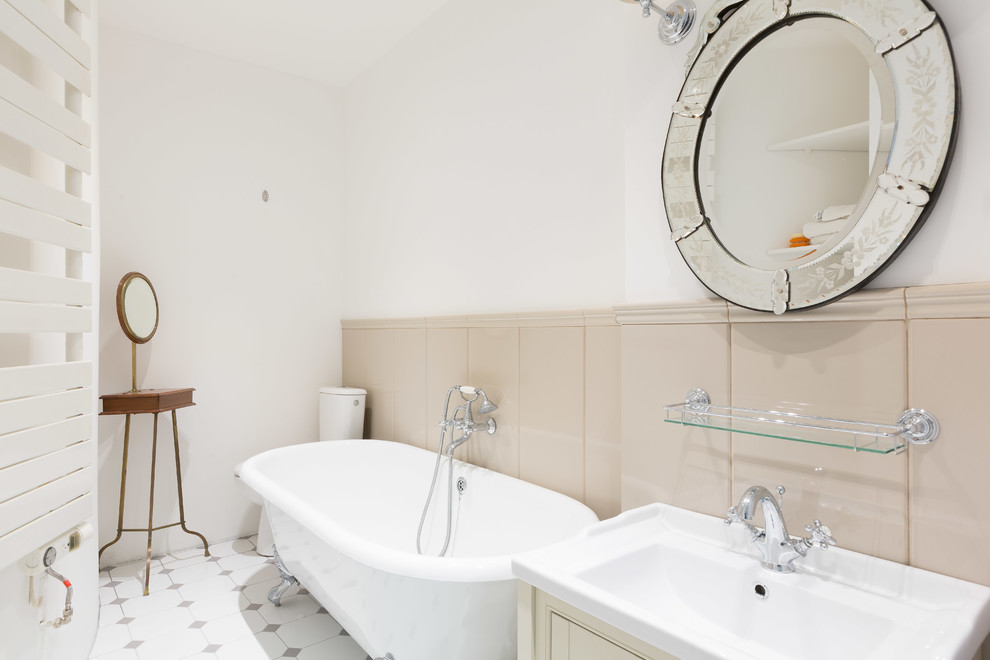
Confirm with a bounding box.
[663,389,940,456]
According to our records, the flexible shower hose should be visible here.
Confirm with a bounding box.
[416,387,459,557]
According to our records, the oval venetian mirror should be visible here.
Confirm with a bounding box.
[116,272,159,343]
[662,0,958,313]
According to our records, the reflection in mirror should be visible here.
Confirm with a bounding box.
[123,278,157,340]
[116,272,158,344]
[698,18,896,271]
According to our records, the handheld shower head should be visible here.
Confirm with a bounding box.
[477,390,498,415]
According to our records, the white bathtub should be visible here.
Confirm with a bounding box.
[240,439,598,660]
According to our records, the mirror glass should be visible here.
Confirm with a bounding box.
[699,18,896,270]
[116,273,158,343]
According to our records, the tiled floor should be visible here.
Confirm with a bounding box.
[91,537,373,660]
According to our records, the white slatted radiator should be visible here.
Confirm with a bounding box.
[0,0,96,574]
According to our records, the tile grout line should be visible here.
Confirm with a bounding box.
[581,326,587,506]
[902,289,911,566]
[727,317,734,510]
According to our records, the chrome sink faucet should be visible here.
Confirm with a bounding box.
[726,485,836,573]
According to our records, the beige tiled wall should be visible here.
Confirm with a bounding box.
[729,320,909,562]
[426,325,468,461]
[907,288,990,588]
[342,312,622,520]
[393,329,427,449]
[365,329,395,441]
[584,323,622,518]
[341,282,990,587]
[520,326,585,502]
[468,325,520,477]
[620,322,731,517]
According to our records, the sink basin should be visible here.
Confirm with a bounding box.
[512,503,990,660]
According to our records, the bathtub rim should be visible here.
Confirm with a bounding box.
[239,439,598,584]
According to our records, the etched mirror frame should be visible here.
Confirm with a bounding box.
[662,0,958,313]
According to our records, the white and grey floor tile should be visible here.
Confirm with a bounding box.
[91,537,372,660]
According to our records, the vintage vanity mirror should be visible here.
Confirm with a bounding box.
[115,271,159,391]
[662,0,958,313]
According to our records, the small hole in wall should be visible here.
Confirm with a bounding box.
[262,190,269,202]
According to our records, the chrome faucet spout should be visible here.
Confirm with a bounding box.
[738,485,790,548]
[727,484,836,573]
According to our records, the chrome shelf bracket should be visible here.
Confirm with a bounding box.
[898,409,940,445]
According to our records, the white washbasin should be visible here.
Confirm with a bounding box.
[512,503,990,660]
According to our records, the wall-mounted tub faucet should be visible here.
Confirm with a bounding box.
[417,386,499,557]
[443,386,497,456]
[726,485,836,573]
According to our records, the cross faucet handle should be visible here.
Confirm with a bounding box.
[725,505,743,525]
[804,520,836,550]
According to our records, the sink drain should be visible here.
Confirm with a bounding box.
[753,583,769,599]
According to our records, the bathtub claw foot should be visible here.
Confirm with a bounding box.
[268,548,298,607]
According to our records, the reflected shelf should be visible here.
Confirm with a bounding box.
[767,121,896,153]
[663,388,939,456]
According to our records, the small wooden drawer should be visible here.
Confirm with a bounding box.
[100,388,196,415]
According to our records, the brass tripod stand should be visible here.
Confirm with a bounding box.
[99,387,209,596]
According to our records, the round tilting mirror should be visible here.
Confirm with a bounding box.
[663,0,958,314]
[116,272,159,344]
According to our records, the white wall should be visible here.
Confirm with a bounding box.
[344,0,990,315]
[97,26,345,566]
[343,0,627,318]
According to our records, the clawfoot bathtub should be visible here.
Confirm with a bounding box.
[240,440,598,660]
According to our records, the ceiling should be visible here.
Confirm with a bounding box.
[99,0,454,86]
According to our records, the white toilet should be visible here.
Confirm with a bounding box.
[234,386,366,555]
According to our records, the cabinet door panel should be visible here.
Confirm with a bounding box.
[550,613,644,660]
[550,613,570,660]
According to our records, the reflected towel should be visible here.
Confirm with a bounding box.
[815,204,856,222]
[803,219,847,239]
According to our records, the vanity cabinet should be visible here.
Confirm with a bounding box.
[519,584,679,660]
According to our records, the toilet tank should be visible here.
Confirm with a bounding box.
[319,386,366,441]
